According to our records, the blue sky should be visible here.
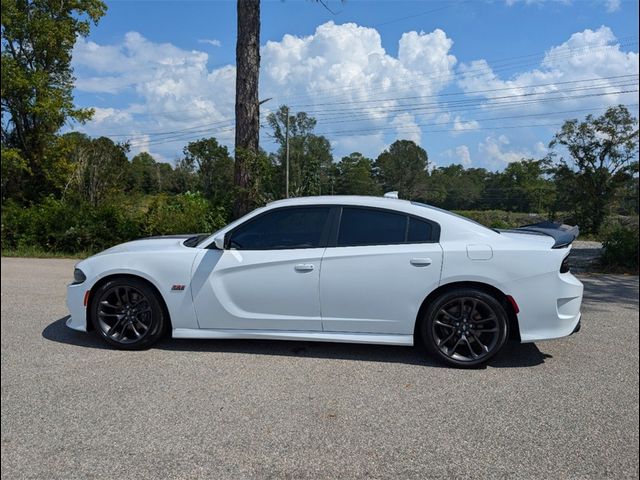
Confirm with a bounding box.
[71,0,639,169]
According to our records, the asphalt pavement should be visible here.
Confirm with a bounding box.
[1,257,638,479]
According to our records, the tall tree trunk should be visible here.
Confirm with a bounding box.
[233,0,261,219]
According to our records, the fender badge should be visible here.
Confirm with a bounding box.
[171,284,186,291]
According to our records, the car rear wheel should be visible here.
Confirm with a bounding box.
[91,278,166,350]
[421,288,509,368]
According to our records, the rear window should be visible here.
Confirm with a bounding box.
[336,207,435,247]
[338,208,407,247]
[407,217,432,242]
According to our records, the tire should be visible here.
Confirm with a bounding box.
[421,288,509,368]
[90,277,167,350]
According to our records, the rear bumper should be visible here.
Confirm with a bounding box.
[572,318,581,334]
[511,271,584,343]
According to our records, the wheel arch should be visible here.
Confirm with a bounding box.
[85,273,172,333]
[414,281,520,342]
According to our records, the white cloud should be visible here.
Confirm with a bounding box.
[391,113,421,145]
[90,107,133,125]
[330,133,386,160]
[478,135,535,166]
[71,23,636,166]
[440,145,472,167]
[453,116,480,132]
[199,38,222,47]
[505,0,617,10]
[457,26,638,116]
[605,0,621,11]
[261,22,456,122]
[73,22,458,161]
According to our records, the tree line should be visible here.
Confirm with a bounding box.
[7,104,639,228]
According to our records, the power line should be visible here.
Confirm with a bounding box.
[105,75,637,141]
[131,101,637,150]
[297,80,640,121]
[288,74,638,110]
[313,103,639,137]
[372,1,468,28]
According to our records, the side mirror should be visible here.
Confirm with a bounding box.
[213,234,225,250]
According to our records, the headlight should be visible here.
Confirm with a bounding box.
[73,268,86,284]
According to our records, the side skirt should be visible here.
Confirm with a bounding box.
[172,328,414,346]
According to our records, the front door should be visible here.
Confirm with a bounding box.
[191,206,332,331]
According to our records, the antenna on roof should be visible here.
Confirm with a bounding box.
[383,191,399,199]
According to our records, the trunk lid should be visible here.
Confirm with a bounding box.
[499,221,579,249]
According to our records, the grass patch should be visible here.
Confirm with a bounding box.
[1,246,90,259]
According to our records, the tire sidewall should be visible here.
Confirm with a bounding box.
[421,288,509,368]
[91,278,165,350]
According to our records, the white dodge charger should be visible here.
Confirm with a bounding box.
[66,194,583,367]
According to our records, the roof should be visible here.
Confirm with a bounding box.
[266,195,413,209]
[264,195,479,230]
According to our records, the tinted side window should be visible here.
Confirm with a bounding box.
[229,207,330,250]
[338,208,407,246]
[407,217,432,243]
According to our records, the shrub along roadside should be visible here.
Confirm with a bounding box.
[1,193,227,256]
[600,222,639,273]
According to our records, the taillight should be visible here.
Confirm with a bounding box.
[560,255,570,273]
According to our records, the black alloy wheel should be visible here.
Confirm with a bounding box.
[422,288,508,368]
[91,278,167,349]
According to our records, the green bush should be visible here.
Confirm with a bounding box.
[1,193,227,255]
[454,210,546,230]
[143,192,227,236]
[600,223,639,272]
[1,197,144,254]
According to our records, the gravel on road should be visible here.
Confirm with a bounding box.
[1,257,638,479]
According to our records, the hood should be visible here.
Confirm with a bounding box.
[94,234,199,256]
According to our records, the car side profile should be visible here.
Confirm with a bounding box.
[66,195,583,367]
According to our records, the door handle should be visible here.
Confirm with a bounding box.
[410,258,432,267]
[294,263,315,272]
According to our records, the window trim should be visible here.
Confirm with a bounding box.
[221,205,338,251]
[328,205,441,248]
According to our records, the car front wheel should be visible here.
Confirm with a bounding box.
[91,278,167,350]
[421,288,509,368]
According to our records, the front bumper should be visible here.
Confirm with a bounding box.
[66,282,88,332]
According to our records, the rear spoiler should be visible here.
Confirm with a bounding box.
[507,221,580,249]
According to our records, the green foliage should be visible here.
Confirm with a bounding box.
[266,105,333,197]
[333,153,381,196]
[144,193,227,236]
[128,152,161,194]
[1,197,141,253]
[375,140,429,199]
[454,210,546,230]
[491,159,555,213]
[61,133,130,206]
[180,138,234,207]
[600,221,639,272]
[426,165,488,210]
[1,193,226,255]
[1,0,107,200]
[1,146,30,200]
[549,105,639,233]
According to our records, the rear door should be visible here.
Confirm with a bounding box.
[319,207,443,335]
